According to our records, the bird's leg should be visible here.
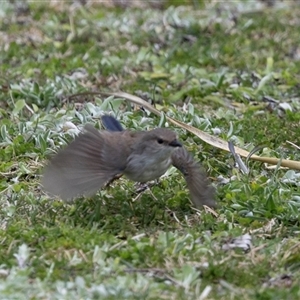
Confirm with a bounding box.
[134,182,150,193]
[132,182,148,202]
[105,173,123,188]
[131,180,161,202]
[133,179,161,193]
[132,182,159,202]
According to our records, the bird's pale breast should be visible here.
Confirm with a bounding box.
[124,155,173,182]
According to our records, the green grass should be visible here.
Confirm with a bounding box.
[1,0,300,299]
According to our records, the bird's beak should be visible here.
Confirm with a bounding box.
[169,139,182,147]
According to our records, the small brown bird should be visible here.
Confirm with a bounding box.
[42,115,216,208]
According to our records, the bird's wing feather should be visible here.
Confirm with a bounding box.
[171,147,216,208]
[42,125,127,200]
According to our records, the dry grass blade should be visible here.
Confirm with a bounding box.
[99,91,300,171]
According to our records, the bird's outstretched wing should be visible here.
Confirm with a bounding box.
[42,125,126,200]
[172,147,216,208]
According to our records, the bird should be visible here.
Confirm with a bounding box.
[42,115,216,208]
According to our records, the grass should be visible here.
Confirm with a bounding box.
[1,0,300,299]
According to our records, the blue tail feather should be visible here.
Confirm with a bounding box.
[101,115,124,132]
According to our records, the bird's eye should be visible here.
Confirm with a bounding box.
[157,138,164,144]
